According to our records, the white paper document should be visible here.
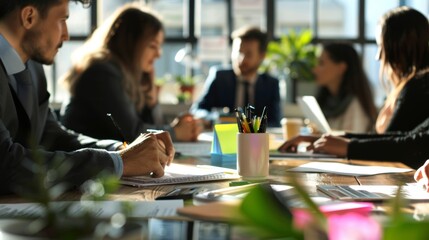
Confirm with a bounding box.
[0,200,183,219]
[121,163,240,187]
[288,162,413,176]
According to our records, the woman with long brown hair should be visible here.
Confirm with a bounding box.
[374,6,429,133]
[61,4,200,142]
[314,43,377,132]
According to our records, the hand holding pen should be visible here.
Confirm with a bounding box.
[119,132,173,177]
[107,113,175,176]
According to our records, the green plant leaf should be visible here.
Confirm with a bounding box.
[383,220,429,240]
[297,30,312,48]
[239,184,303,239]
[261,29,318,81]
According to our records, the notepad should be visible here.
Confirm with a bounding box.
[317,184,429,201]
[121,163,240,187]
[211,124,239,154]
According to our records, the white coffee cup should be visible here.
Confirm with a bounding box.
[280,118,303,141]
[236,133,269,179]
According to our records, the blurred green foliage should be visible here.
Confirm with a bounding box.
[261,29,318,82]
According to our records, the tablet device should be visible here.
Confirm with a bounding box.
[297,96,332,133]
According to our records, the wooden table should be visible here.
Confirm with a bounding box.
[0,156,421,239]
[86,158,416,202]
[0,156,416,203]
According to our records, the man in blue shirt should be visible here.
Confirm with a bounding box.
[191,26,281,127]
[0,0,174,195]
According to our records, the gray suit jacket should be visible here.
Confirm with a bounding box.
[0,60,118,195]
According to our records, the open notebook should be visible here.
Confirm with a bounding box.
[121,163,240,187]
[297,96,332,133]
[317,184,429,201]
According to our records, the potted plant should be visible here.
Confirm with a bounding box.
[175,75,203,103]
[261,29,319,102]
[175,75,195,94]
[177,91,192,104]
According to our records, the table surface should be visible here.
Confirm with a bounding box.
[0,155,423,239]
[0,156,416,203]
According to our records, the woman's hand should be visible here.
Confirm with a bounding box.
[171,113,203,142]
[277,135,320,152]
[415,160,429,192]
[310,134,349,157]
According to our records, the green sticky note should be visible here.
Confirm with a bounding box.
[212,123,239,154]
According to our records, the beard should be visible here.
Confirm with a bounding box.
[21,28,61,65]
[238,63,260,77]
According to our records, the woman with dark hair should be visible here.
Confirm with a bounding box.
[314,43,377,132]
[374,6,429,133]
[61,4,201,142]
[279,7,429,169]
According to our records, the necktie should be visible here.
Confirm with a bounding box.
[243,81,250,106]
[14,68,34,118]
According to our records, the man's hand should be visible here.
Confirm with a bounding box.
[119,132,174,177]
[415,160,429,192]
[153,131,175,166]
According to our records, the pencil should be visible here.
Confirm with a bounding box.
[106,113,128,147]
[234,109,244,133]
[206,182,265,198]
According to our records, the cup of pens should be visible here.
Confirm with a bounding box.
[235,105,269,180]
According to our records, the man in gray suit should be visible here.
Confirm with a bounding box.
[0,0,174,195]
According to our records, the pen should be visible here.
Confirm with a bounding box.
[246,104,254,119]
[258,114,267,133]
[253,116,260,133]
[260,106,266,120]
[241,113,252,133]
[206,182,262,199]
[234,108,244,133]
[106,113,128,147]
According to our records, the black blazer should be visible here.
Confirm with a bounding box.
[61,60,148,143]
[191,67,281,127]
[0,60,117,195]
[385,73,429,132]
[346,117,429,169]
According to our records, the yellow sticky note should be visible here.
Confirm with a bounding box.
[211,123,239,154]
